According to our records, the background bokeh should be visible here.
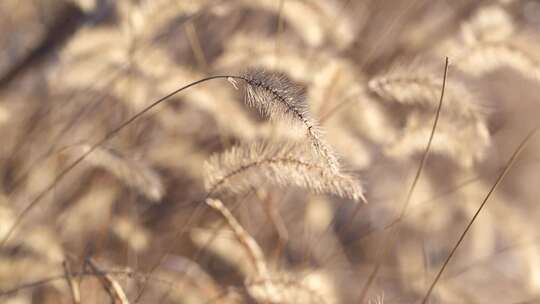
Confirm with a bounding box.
[1,0,540,303]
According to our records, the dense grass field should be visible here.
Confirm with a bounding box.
[1,1,540,303]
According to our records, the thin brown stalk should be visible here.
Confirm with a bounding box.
[317,169,498,268]
[445,235,540,281]
[7,1,223,194]
[1,68,344,247]
[420,126,539,304]
[205,198,286,302]
[260,192,289,260]
[0,269,156,298]
[368,61,489,167]
[86,259,130,304]
[7,67,128,193]
[132,205,208,303]
[0,74,245,248]
[358,57,449,303]
[133,193,253,303]
[63,260,81,304]
[205,198,270,278]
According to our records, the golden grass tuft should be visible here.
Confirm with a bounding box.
[204,141,365,202]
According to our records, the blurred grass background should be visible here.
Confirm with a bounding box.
[1,0,540,303]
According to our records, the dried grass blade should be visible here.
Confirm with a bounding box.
[86,259,130,304]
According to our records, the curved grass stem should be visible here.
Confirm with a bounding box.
[358,57,449,302]
[0,75,246,248]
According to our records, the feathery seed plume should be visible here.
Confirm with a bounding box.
[243,70,340,172]
[204,141,365,202]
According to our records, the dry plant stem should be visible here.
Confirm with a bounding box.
[63,260,81,304]
[382,234,540,287]
[206,198,270,278]
[0,267,183,299]
[8,1,224,193]
[445,235,540,281]
[420,126,540,304]
[86,259,130,304]
[0,74,245,248]
[317,170,498,270]
[9,0,224,193]
[0,269,142,298]
[313,147,521,267]
[133,203,208,303]
[261,194,289,260]
[358,57,449,303]
[375,156,537,238]
[133,194,251,303]
[309,180,364,264]
[8,68,128,193]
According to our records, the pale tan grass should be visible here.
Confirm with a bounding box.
[86,259,130,304]
[455,40,540,81]
[368,63,490,167]
[204,141,365,202]
[67,144,164,202]
[62,260,81,304]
